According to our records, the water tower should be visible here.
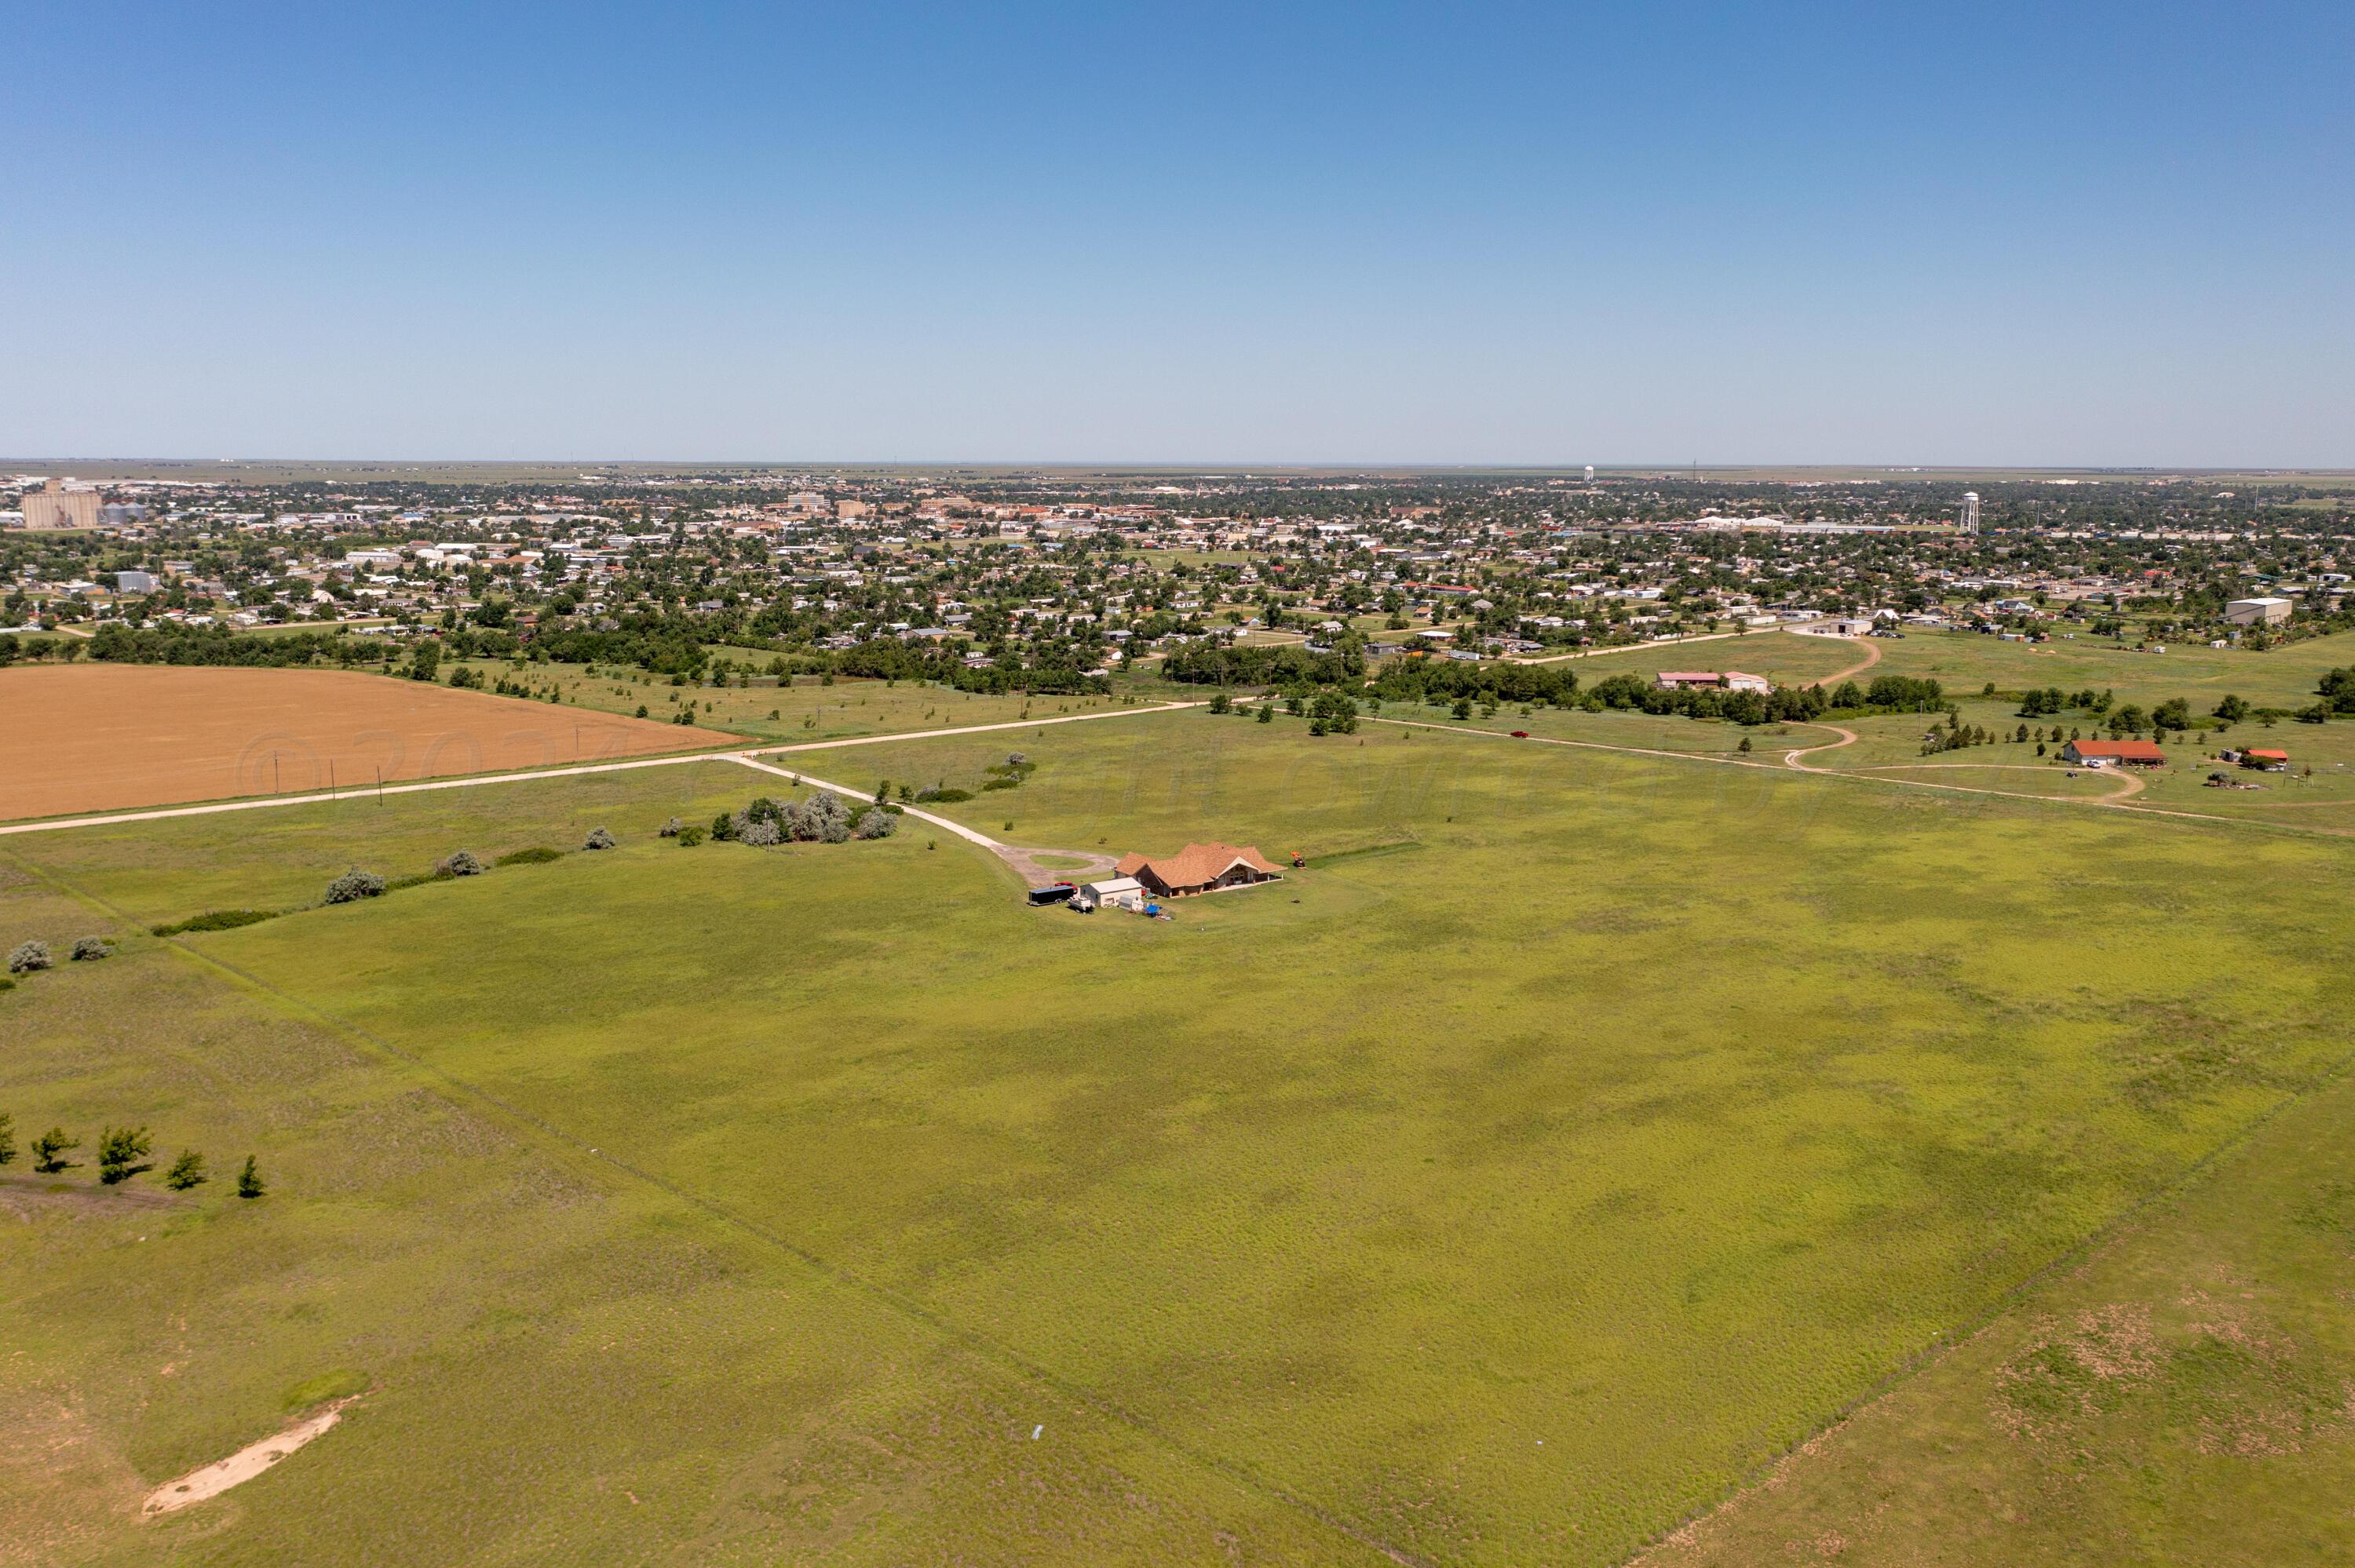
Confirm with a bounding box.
[1959,492,1981,534]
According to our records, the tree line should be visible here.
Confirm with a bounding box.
[0,1111,262,1196]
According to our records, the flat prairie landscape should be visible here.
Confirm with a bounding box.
[0,665,739,821]
[6,702,2353,1565]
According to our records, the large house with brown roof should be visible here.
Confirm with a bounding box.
[2061,738,2167,766]
[1114,842,1284,898]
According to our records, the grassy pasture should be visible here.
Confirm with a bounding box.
[5,762,762,926]
[1516,629,1876,688]
[1642,1057,2355,1566]
[9,710,2355,1563]
[441,661,1126,745]
[1,817,1346,1566]
[1870,627,2355,714]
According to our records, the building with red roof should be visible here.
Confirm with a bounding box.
[1113,842,1284,898]
[2061,738,2167,766]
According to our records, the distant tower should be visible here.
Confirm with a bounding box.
[1584,465,1595,483]
[1959,492,1981,535]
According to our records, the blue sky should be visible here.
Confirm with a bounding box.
[5,2,2349,465]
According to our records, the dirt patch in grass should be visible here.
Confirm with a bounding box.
[0,1173,188,1220]
[141,1396,361,1516]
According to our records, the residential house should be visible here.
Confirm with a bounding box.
[1113,843,1284,899]
[2061,738,2167,767]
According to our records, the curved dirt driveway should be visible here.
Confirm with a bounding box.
[1784,724,1858,769]
[1812,633,1882,686]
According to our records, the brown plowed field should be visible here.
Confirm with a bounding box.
[0,665,742,821]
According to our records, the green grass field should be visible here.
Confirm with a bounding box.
[1643,1058,2355,1566]
[1773,629,2355,827]
[440,661,1133,745]
[11,702,2353,1563]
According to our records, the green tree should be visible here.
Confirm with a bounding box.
[236,1155,265,1199]
[165,1150,209,1191]
[97,1125,154,1184]
[1309,691,1359,735]
[0,1111,14,1165]
[31,1127,78,1173]
[1255,702,1272,724]
[2214,693,2249,723]
[408,640,442,682]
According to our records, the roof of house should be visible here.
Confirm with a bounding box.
[1115,841,1283,888]
[1081,876,1144,896]
[2244,748,2290,760]
[1656,670,1725,684]
[2067,739,2167,760]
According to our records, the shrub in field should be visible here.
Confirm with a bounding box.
[855,805,898,839]
[658,817,683,838]
[915,786,973,803]
[97,1125,154,1184]
[31,1127,78,1172]
[495,846,563,866]
[70,936,111,961]
[675,824,706,847]
[0,1112,14,1165]
[737,817,783,846]
[323,869,387,904]
[9,940,53,973]
[165,1150,208,1190]
[236,1155,265,1198]
[152,909,276,936]
[806,791,854,844]
[708,812,739,842]
[582,826,616,851]
[436,850,486,877]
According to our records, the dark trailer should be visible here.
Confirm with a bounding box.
[1026,883,1077,907]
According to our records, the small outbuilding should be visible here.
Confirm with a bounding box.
[1073,876,1147,913]
[2240,748,2290,771]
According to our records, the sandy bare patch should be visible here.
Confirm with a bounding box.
[141,1397,359,1516]
[0,664,736,821]
[0,1173,185,1221]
